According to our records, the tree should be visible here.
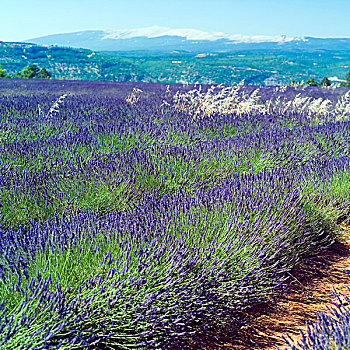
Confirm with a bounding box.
[0,64,10,78]
[346,70,350,86]
[37,67,51,79]
[21,64,40,79]
[320,77,331,87]
[306,77,319,86]
[289,80,305,86]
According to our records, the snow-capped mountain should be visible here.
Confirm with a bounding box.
[25,25,350,52]
[101,25,302,43]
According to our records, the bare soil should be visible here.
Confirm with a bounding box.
[193,228,350,350]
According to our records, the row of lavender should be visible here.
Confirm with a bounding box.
[0,79,350,348]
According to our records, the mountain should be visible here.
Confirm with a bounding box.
[25,25,350,52]
[1,40,350,86]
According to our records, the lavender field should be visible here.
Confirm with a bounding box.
[1,78,350,349]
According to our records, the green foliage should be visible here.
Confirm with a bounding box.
[306,77,319,86]
[320,76,331,86]
[339,70,350,86]
[345,70,350,86]
[289,80,305,86]
[2,63,52,79]
[36,67,51,79]
[20,64,40,78]
[0,64,10,78]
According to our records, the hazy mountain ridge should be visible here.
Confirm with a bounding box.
[25,26,350,52]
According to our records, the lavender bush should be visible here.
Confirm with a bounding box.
[0,79,350,348]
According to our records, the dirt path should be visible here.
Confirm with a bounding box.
[234,236,350,350]
[197,230,350,349]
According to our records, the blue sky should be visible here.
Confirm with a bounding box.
[1,0,350,42]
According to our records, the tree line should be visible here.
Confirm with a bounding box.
[1,62,350,87]
[290,70,350,87]
[0,64,51,79]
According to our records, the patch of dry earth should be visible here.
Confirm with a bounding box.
[196,229,350,349]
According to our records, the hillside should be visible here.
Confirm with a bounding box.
[0,41,148,82]
[1,40,350,85]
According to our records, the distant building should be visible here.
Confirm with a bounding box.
[264,76,282,86]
